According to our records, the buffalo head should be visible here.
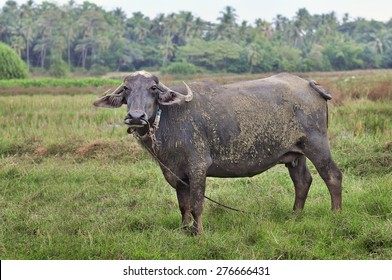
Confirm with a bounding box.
[93,71,193,128]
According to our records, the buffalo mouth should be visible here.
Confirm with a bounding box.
[123,118,148,128]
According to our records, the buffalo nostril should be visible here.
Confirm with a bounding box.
[128,111,146,121]
[140,113,147,121]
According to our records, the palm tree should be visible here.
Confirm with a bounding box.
[160,13,179,65]
[247,42,263,73]
[126,12,150,43]
[274,14,289,33]
[112,7,127,23]
[343,13,350,24]
[191,17,207,38]
[238,20,249,41]
[74,38,90,68]
[33,3,62,68]
[109,38,142,71]
[164,13,179,39]
[33,37,50,68]
[76,9,108,68]
[11,35,24,57]
[19,0,36,70]
[161,35,175,67]
[217,6,237,26]
[364,28,392,54]
[62,0,78,67]
[289,8,312,47]
[255,19,273,39]
[288,23,303,48]
[295,8,311,29]
[177,11,194,44]
[0,0,19,45]
[150,13,165,42]
[215,6,238,40]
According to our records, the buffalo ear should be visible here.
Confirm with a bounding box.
[93,94,125,108]
[157,92,183,105]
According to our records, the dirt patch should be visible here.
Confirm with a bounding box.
[75,141,111,156]
[34,147,49,156]
[74,139,145,161]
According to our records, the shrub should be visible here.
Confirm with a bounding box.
[381,48,392,68]
[89,65,110,76]
[0,42,28,79]
[160,62,200,75]
[49,56,70,78]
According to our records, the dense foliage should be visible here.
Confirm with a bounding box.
[1,0,392,74]
[0,42,28,79]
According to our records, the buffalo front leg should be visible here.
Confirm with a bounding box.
[189,171,207,235]
[287,155,313,210]
[175,179,191,231]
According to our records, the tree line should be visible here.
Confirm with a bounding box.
[1,0,392,76]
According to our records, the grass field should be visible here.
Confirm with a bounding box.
[0,70,391,259]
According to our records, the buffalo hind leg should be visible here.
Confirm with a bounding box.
[305,138,343,210]
[175,179,191,231]
[286,155,313,210]
[317,158,342,210]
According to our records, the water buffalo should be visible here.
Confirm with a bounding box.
[94,71,342,235]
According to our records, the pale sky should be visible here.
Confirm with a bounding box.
[4,0,392,23]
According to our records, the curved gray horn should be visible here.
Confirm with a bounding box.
[110,82,125,95]
[100,82,124,97]
[158,81,193,103]
[94,82,125,108]
[182,81,193,102]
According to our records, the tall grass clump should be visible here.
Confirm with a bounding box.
[0,42,28,79]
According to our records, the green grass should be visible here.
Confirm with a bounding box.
[0,71,391,259]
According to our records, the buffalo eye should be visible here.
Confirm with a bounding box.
[150,85,158,91]
[123,85,130,91]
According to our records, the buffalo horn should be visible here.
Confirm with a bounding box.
[182,82,193,102]
[158,81,193,103]
[110,83,125,95]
